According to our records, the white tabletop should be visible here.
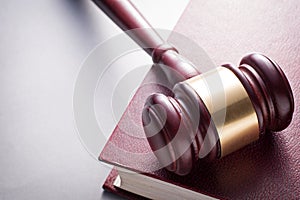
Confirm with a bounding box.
[0,0,189,199]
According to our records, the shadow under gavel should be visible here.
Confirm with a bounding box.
[93,0,294,175]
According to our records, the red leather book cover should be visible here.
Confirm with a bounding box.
[101,0,300,199]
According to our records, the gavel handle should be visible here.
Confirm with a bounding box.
[92,0,164,56]
[92,0,200,81]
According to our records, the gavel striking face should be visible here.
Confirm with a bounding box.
[93,0,294,176]
[142,53,294,175]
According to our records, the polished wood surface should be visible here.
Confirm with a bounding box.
[143,53,294,175]
[93,0,295,176]
[92,0,199,82]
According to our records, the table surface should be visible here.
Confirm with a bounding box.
[0,0,189,199]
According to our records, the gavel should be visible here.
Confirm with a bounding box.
[93,0,294,175]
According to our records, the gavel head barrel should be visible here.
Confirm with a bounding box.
[142,53,294,175]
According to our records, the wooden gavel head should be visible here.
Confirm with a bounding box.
[142,53,294,175]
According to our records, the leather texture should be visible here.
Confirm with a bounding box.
[102,0,300,199]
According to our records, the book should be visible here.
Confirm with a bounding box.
[101,0,300,199]
[105,167,216,200]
